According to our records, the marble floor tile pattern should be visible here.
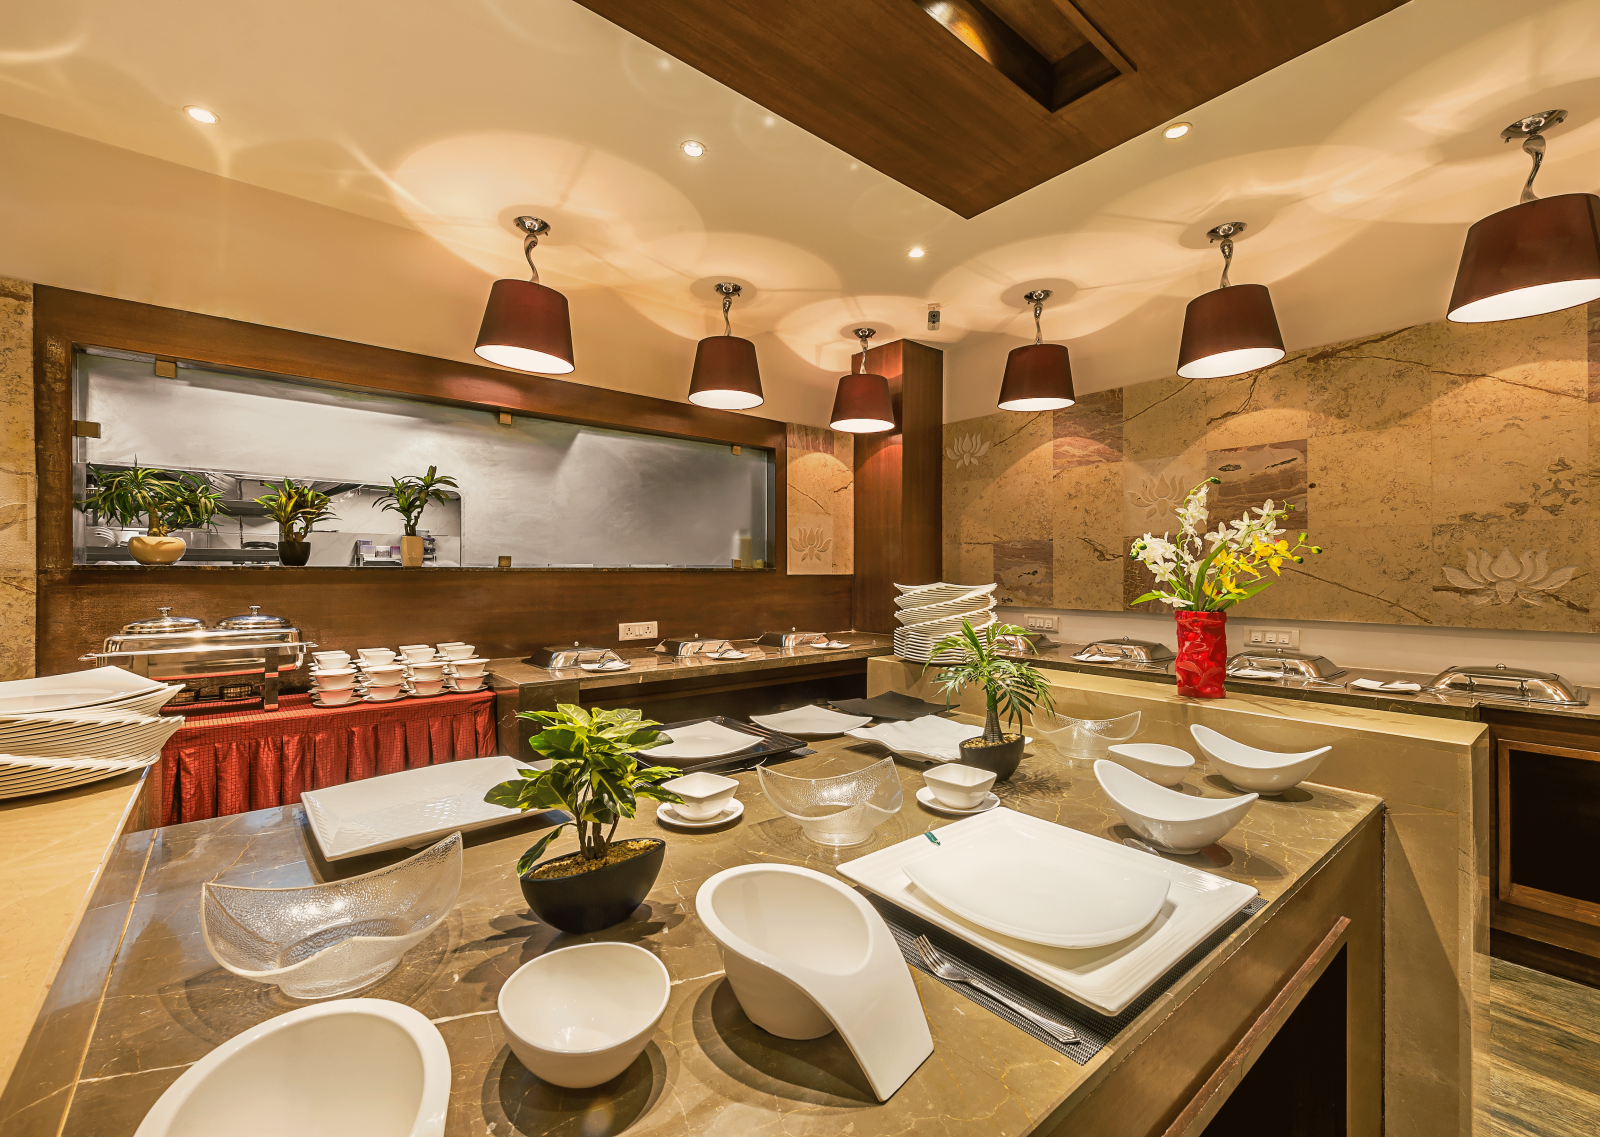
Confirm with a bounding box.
[1489,958,1600,1137]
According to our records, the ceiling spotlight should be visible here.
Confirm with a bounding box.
[688,283,764,410]
[473,216,575,375]
[184,105,219,124]
[998,290,1075,412]
[1176,222,1286,379]
[908,247,926,258]
[680,140,706,158]
[830,329,896,433]
[1163,122,1191,139]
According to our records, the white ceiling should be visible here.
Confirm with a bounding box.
[1,0,1598,424]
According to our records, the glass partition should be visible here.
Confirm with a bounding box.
[72,348,775,569]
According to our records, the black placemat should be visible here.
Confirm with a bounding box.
[831,691,951,720]
[872,894,1268,1064]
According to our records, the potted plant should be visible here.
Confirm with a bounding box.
[82,463,227,566]
[484,705,683,934]
[253,478,338,567]
[926,620,1055,781]
[377,465,457,567]
[1129,479,1322,698]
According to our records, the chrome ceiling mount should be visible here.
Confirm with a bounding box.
[1206,221,1248,288]
[1502,108,1567,203]
[1023,289,1051,344]
[513,215,551,282]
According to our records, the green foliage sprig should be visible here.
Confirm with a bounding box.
[377,465,458,537]
[83,463,227,537]
[925,619,1056,744]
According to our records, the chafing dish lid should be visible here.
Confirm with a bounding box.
[121,606,207,634]
[216,605,293,630]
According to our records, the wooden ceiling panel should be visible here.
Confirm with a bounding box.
[574,0,1406,217]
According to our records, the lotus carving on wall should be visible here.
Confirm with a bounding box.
[945,433,990,469]
[1441,546,1577,606]
[790,527,833,563]
[1129,474,1192,527]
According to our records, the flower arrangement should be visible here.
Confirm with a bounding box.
[1129,478,1322,611]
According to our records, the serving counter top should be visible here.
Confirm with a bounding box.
[3,714,1381,1137]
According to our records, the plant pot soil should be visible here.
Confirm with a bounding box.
[400,534,425,568]
[520,837,665,934]
[277,539,311,567]
[958,733,1025,781]
[126,534,186,566]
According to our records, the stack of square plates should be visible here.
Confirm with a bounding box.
[892,582,998,663]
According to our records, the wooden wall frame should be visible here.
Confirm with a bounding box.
[1494,735,1600,929]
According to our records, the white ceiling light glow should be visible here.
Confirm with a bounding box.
[1163,122,1191,139]
[183,105,219,124]
[680,139,706,157]
[908,247,926,258]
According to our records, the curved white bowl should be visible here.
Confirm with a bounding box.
[696,864,932,1101]
[1189,724,1331,794]
[1094,760,1257,855]
[499,942,669,1088]
[1105,743,1195,787]
[134,999,449,1137]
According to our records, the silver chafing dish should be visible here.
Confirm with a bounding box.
[1227,647,1347,682]
[1424,663,1589,707]
[756,629,826,649]
[80,605,314,711]
[656,636,734,658]
[1073,637,1176,665]
[995,630,1053,653]
[527,643,624,670]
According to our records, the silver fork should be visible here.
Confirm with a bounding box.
[912,934,1080,1044]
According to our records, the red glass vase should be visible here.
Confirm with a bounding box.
[1174,611,1228,698]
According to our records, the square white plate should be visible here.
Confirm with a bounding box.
[0,667,169,716]
[648,720,764,760]
[838,808,1258,1015]
[844,717,988,762]
[301,755,551,860]
[750,706,872,736]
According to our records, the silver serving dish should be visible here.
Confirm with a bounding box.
[656,637,734,658]
[1424,664,1589,707]
[995,631,1052,653]
[528,643,621,670]
[1074,637,1176,664]
[1227,648,1346,681]
[757,630,827,649]
[80,606,313,711]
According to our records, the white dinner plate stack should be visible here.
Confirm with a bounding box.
[892,582,997,663]
[0,667,184,799]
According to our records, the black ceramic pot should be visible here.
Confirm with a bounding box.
[520,838,666,934]
[958,733,1025,781]
[277,540,311,567]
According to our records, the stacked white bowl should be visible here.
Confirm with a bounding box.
[310,644,486,705]
[891,582,998,663]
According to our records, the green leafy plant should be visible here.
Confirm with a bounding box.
[253,478,338,541]
[377,465,458,537]
[83,463,227,536]
[925,619,1056,745]
[483,705,682,875]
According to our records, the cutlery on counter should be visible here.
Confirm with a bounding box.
[911,934,1080,1045]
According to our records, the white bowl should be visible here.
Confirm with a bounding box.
[398,643,433,656]
[451,675,485,692]
[312,652,351,668]
[133,998,449,1137]
[660,771,739,821]
[357,649,397,663]
[313,669,357,690]
[366,686,405,702]
[1189,724,1331,795]
[362,664,406,682]
[498,942,669,1088]
[440,645,475,660]
[407,662,447,681]
[920,763,997,810]
[1094,759,1257,855]
[447,658,488,677]
[410,679,445,696]
[1105,743,1195,787]
[316,688,355,706]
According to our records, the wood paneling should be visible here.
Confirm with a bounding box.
[852,339,943,633]
[573,0,1405,216]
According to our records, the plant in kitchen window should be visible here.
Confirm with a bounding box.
[925,619,1054,781]
[82,462,228,566]
[254,479,338,567]
[377,465,458,568]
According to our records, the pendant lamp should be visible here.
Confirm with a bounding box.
[1176,222,1285,379]
[473,216,576,374]
[998,289,1075,411]
[829,328,895,433]
[1449,109,1600,323]
[687,283,764,409]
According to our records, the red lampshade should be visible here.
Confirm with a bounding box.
[688,335,764,409]
[473,278,575,374]
[1447,192,1600,322]
[830,372,895,433]
[998,343,1075,411]
[1176,283,1285,378]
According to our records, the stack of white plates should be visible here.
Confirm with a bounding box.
[892,582,998,663]
[0,666,181,717]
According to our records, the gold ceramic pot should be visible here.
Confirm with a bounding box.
[400,535,425,568]
[127,534,187,566]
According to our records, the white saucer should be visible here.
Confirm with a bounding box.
[810,641,853,649]
[362,693,408,704]
[656,799,745,828]
[406,688,450,697]
[707,651,748,660]
[916,785,1000,816]
[310,698,358,709]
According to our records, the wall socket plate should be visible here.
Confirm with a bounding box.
[1247,627,1300,649]
[1024,615,1058,631]
[618,621,658,641]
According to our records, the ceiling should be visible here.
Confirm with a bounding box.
[1,0,1598,426]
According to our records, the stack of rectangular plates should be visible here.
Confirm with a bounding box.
[893,582,998,663]
[0,666,181,717]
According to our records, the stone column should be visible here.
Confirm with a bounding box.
[0,278,35,680]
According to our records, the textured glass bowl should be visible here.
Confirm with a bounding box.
[758,757,903,846]
[1030,710,1142,760]
[201,831,462,999]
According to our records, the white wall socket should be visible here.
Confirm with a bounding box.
[1024,615,1059,631]
[1247,627,1300,649]
[618,621,658,641]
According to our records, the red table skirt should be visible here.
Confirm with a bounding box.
[158,690,498,826]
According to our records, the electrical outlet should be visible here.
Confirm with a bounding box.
[1023,615,1058,631]
[618,621,658,641]
[1246,627,1300,649]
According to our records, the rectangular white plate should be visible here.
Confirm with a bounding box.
[750,706,872,736]
[301,755,551,860]
[649,720,764,760]
[0,667,169,716]
[844,718,987,762]
[838,808,1258,1015]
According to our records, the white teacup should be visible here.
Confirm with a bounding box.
[366,684,405,702]
[660,772,739,821]
[314,668,356,690]
[358,648,397,663]
[362,664,406,684]
[407,662,447,681]
[451,674,485,691]
[410,678,445,695]
[313,651,351,668]
[315,687,355,705]
[399,644,435,661]
[440,644,475,660]
[921,763,997,810]
[449,658,488,677]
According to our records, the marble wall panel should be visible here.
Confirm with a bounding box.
[1052,389,1122,469]
[0,278,34,681]
[1052,462,1123,611]
[993,539,1052,606]
[1207,438,1310,528]
[785,425,852,575]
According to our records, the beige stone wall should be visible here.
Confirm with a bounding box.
[945,304,1598,633]
[785,424,853,575]
[0,279,34,680]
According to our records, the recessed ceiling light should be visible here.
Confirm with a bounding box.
[184,105,220,124]
[1163,121,1191,139]
[908,247,926,258]
[680,139,706,158]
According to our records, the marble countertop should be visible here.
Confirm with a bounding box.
[18,716,1380,1136]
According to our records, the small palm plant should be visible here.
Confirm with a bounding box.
[84,462,227,535]
[253,478,338,541]
[377,465,458,536]
[926,620,1055,745]
[484,705,683,876]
